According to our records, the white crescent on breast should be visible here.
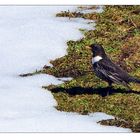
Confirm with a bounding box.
[92,56,103,64]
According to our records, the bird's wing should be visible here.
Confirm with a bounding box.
[96,59,130,85]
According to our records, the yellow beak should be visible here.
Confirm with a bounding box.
[85,46,92,50]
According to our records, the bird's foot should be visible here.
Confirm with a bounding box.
[102,86,113,97]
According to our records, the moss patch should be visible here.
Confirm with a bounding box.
[44,6,140,132]
[21,6,140,132]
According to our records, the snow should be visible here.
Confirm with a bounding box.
[0,6,131,132]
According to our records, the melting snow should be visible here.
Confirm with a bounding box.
[0,6,131,132]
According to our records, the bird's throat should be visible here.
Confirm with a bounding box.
[92,56,103,64]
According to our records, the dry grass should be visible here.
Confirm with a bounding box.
[21,6,140,132]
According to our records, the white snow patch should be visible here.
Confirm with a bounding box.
[0,6,131,132]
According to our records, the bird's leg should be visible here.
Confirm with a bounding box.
[108,82,112,89]
[106,82,112,96]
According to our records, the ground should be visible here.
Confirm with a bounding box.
[22,6,140,132]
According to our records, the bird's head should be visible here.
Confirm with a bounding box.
[86,44,107,58]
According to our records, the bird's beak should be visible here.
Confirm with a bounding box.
[85,46,92,50]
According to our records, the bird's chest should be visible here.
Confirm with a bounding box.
[92,56,102,64]
[92,62,107,80]
[92,63,99,74]
[92,56,105,78]
[93,63,100,74]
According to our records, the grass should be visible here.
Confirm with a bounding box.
[21,6,140,132]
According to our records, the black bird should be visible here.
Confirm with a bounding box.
[86,44,140,89]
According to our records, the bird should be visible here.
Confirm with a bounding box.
[86,44,140,89]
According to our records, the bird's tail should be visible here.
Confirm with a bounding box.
[128,76,140,83]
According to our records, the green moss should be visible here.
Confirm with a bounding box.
[42,6,140,132]
[52,92,140,132]
[21,6,140,132]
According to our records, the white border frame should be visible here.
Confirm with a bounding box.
[0,0,139,5]
[0,1,139,140]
